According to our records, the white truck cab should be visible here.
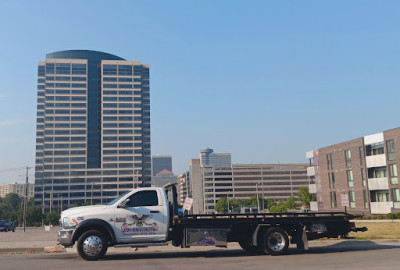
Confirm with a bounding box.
[58,187,170,260]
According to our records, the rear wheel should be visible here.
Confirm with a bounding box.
[77,230,108,261]
[261,227,289,256]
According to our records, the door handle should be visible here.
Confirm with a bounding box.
[150,210,160,213]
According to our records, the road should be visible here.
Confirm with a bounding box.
[1,240,400,270]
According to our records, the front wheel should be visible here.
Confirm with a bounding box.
[77,230,108,261]
[261,227,289,256]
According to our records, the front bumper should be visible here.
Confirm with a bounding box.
[57,228,75,247]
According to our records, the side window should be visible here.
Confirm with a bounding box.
[128,190,159,207]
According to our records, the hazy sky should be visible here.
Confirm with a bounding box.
[1,1,400,184]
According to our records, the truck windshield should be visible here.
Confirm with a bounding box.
[107,192,129,206]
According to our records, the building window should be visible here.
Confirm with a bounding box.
[327,153,333,170]
[387,140,396,161]
[363,190,369,209]
[359,147,364,165]
[392,188,400,209]
[329,172,335,189]
[361,168,366,187]
[349,191,356,208]
[389,164,398,185]
[330,191,337,208]
[345,150,352,167]
[347,170,354,188]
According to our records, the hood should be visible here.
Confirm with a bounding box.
[61,205,109,218]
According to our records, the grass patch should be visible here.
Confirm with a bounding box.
[350,222,400,239]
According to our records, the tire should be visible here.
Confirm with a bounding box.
[77,230,108,261]
[239,240,260,254]
[12,228,15,232]
[261,227,289,256]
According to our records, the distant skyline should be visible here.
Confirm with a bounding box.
[2,1,400,184]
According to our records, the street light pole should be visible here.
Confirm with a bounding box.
[256,183,260,213]
[42,184,45,227]
[91,182,94,205]
[23,167,29,233]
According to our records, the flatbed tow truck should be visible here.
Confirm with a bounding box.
[58,184,367,260]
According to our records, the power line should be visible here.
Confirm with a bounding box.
[0,167,29,173]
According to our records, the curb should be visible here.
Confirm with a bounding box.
[0,248,45,254]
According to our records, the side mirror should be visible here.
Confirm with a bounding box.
[118,198,130,208]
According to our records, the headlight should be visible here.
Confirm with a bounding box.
[62,217,78,229]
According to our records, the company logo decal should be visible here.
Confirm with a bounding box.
[120,214,159,235]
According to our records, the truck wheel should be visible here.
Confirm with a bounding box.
[77,230,108,261]
[261,227,289,256]
[239,241,260,254]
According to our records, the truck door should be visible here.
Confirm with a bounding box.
[114,189,168,243]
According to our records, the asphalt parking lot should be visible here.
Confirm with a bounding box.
[1,227,399,270]
[1,240,400,270]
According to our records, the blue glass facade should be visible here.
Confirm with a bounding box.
[34,50,150,207]
[46,50,124,168]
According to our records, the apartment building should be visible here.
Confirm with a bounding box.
[0,183,35,199]
[307,127,400,215]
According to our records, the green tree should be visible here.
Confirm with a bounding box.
[26,206,43,226]
[0,193,23,221]
[298,186,312,208]
[0,193,22,212]
[269,196,298,213]
[284,196,297,210]
[214,197,228,213]
[45,211,60,226]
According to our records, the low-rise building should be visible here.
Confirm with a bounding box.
[0,182,35,199]
[183,159,309,213]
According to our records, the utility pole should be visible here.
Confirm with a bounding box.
[23,167,29,233]
[49,190,52,214]
[42,184,45,227]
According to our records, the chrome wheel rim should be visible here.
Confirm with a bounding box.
[82,236,103,256]
[268,232,285,251]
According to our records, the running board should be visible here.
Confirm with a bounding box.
[114,242,168,248]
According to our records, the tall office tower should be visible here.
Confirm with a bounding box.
[34,50,151,208]
[200,148,231,169]
[152,155,172,176]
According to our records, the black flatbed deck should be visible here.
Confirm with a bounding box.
[173,212,353,225]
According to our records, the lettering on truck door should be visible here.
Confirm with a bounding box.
[114,190,167,243]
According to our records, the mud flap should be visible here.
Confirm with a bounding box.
[296,226,309,251]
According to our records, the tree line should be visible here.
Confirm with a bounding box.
[0,193,60,226]
[214,186,312,213]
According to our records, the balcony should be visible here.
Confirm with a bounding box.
[307,166,315,177]
[366,154,386,168]
[309,183,317,194]
[368,177,389,190]
[370,202,392,214]
[364,132,384,145]
[310,201,318,211]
